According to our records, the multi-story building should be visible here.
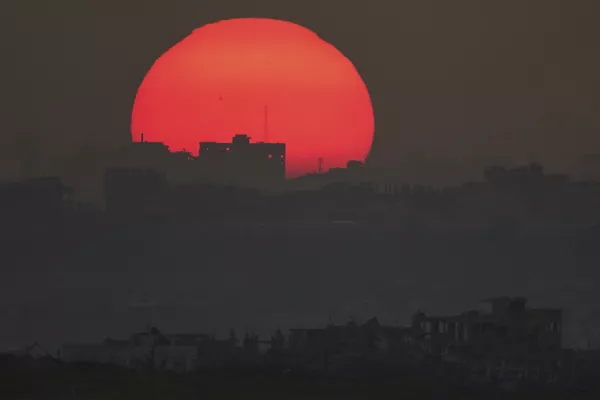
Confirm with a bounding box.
[196,134,285,189]
[410,297,562,363]
[109,134,286,195]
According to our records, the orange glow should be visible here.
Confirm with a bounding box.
[131,18,374,177]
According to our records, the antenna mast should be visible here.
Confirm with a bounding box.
[264,104,269,143]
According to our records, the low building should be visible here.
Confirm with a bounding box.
[0,176,72,216]
[104,167,166,215]
[61,328,225,372]
[288,318,384,365]
[0,342,61,370]
[0,177,73,237]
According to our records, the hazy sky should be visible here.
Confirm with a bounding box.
[4,0,600,170]
[3,1,600,350]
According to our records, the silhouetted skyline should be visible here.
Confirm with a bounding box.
[3,3,600,397]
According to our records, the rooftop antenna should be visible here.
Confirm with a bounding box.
[264,104,269,143]
[318,157,324,174]
[141,133,144,143]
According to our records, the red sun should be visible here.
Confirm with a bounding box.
[131,18,374,178]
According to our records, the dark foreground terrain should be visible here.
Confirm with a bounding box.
[1,365,598,400]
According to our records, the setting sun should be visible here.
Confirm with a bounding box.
[131,18,374,177]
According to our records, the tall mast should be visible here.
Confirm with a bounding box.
[264,104,269,143]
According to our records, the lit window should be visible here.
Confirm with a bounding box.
[226,148,230,151]
[268,154,273,159]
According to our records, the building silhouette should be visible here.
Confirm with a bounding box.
[0,177,72,233]
[61,327,254,372]
[111,134,285,190]
[104,168,166,215]
[411,297,563,370]
[118,136,193,184]
[196,134,285,189]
